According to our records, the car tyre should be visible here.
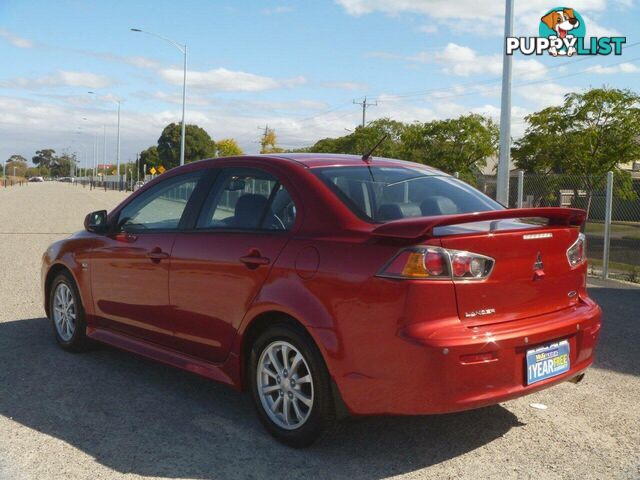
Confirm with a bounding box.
[49,272,93,352]
[249,322,336,447]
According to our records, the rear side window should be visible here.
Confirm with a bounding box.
[197,168,296,231]
[314,166,502,223]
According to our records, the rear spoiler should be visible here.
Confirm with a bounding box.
[371,207,586,240]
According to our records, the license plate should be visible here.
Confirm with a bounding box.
[526,340,570,385]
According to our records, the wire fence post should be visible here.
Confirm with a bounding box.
[602,170,614,280]
[517,170,524,208]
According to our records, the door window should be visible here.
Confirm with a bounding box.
[118,171,203,232]
[196,169,296,231]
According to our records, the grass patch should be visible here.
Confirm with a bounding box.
[585,222,640,240]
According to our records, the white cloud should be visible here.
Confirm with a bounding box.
[335,0,617,37]
[0,28,34,48]
[585,63,640,74]
[122,56,161,69]
[0,71,113,90]
[394,43,548,80]
[418,24,438,34]
[580,15,623,38]
[160,67,306,92]
[515,82,580,109]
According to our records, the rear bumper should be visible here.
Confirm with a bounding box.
[334,299,601,415]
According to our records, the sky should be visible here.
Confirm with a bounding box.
[0,0,639,167]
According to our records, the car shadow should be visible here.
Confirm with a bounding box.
[588,284,640,377]
[0,317,524,479]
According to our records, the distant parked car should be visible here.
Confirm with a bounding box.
[29,176,45,183]
[133,180,145,192]
[58,177,75,183]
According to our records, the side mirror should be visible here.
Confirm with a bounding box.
[84,210,109,233]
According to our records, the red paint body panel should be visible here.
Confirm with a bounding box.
[42,154,602,416]
[169,231,290,362]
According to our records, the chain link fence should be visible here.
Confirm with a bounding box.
[472,171,640,282]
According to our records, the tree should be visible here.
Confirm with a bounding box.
[157,123,216,168]
[400,114,499,184]
[7,154,27,164]
[217,138,243,157]
[260,127,285,154]
[32,149,57,169]
[513,88,640,216]
[138,146,160,176]
[307,118,405,158]
[52,153,75,177]
[5,155,28,177]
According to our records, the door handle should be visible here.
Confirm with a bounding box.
[240,249,270,269]
[146,248,170,261]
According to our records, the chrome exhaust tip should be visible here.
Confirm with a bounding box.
[568,373,585,384]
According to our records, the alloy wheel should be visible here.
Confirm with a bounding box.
[257,340,314,430]
[52,283,76,341]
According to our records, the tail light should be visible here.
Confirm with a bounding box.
[378,246,494,281]
[567,233,586,267]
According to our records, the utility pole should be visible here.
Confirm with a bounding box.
[116,100,121,188]
[258,125,270,153]
[497,0,514,206]
[353,96,377,128]
[103,125,107,176]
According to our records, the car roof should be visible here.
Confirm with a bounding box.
[199,153,443,173]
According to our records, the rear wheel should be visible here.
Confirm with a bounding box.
[49,272,93,352]
[249,323,335,447]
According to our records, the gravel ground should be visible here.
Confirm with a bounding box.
[0,182,638,480]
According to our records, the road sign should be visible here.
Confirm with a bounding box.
[158,165,166,174]
[149,167,157,175]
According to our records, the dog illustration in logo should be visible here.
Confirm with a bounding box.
[541,8,580,56]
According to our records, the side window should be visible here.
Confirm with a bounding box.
[196,168,296,231]
[118,171,203,232]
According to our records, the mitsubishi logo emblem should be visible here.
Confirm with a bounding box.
[533,252,545,280]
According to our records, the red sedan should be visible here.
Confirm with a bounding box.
[42,154,601,446]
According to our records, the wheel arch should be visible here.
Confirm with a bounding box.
[239,310,309,389]
[44,263,77,317]
[237,309,349,418]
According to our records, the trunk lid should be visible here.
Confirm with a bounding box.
[439,221,584,326]
[371,208,587,326]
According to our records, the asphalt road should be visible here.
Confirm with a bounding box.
[0,182,638,480]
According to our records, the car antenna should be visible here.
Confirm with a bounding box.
[361,134,388,163]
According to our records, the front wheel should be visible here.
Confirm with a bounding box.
[49,272,93,352]
[249,323,335,447]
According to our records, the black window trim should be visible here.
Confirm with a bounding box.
[114,169,211,234]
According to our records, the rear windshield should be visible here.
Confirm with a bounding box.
[314,166,502,223]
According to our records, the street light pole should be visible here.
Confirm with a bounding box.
[497,0,514,206]
[180,45,187,167]
[94,133,98,177]
[88,91,121,184]
[131,28,187,166]
[103,124,107,176]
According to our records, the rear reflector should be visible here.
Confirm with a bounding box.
[460,351,498,364]
[378,246,494,281]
